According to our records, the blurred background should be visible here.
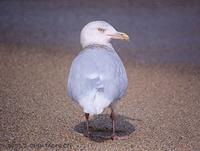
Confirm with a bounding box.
[0,0,200,65]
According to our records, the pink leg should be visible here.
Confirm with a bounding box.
[84,113,90,137]
[110,108,128,140]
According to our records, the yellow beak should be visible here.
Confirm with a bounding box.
[107,32,129,41]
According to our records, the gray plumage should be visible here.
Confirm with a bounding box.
[67,21,129,116]
[67,45,127,114]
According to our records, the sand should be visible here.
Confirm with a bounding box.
[0,0,200,150]
[0,45,200,151]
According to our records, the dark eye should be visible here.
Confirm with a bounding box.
[97,28,105,33]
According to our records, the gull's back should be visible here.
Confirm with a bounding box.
[67,45,128,114]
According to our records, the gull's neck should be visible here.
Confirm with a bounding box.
[81,43,118,55]
[82,43,114,50]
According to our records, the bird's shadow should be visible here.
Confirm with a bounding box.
[74,114,137,142]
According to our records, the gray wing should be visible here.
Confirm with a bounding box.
[67,46,128,102]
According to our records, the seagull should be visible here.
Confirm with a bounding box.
[67,21,129,140]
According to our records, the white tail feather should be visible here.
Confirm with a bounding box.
[79,90,111,115]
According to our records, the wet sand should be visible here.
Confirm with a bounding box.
[0,0,200,65]
[0,0,200,150]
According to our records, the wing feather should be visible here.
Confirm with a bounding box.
[67,46,128,103]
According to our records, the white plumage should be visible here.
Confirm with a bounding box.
[67,21,129,140]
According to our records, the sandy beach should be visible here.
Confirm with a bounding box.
[1,45,200,150]
[0,0,200,150]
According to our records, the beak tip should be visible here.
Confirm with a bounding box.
[108,32,130,41]
[120,33,129,41]
[124,35,130,41]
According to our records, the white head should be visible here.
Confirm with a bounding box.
[80,21,129,48]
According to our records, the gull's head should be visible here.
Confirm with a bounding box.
[80,21,129,48]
